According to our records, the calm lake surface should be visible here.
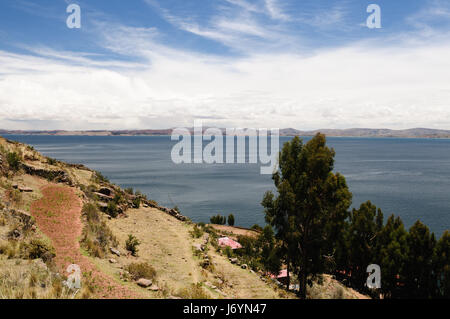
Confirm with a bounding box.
[6,135,450,237]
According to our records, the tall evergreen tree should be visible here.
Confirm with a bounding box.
[228,214,235,226]
[404,221,436,298]
[376,215,409,298]
[433,230,450,298]
[262,134,352,298]
[259,225,283,275]
[347,201,384,290]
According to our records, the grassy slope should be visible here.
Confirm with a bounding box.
[0,136,367,299]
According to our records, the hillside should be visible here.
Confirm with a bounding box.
[0,136,367,299]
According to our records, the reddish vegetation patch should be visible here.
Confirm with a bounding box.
[31,185,140,299]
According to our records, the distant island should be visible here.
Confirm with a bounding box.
[1,128,450,138]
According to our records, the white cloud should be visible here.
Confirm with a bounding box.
[1,33,450,130]
[264,0,290,21]
[1,1,450,131]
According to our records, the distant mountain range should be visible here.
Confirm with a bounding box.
[1,128,450,138]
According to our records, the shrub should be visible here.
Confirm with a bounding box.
[125,234,140,256]
[126,262,156,280]
[83,203,100,223]
[26,238,56,262]
[81,203,118,258]
[251,224,263,232]
[112,193,125,205]
[6,188,22,206]
[93,171,109,183]
[106,202,118,218]
[176,283,210,299]
[124,187,134,195]
[132,197,141,209]
[47,157,57,165]
[0,241,16,258]
[190,225,204,239]
[6,152,21,171]
[223,246,233,258]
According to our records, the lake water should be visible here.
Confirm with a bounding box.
[6,135,450,237]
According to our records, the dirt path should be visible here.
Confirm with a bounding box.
[30,185,140,299]
[107,207,203,292]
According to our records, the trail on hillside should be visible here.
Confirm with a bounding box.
[30,185,140,299]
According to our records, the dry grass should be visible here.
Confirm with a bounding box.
[126,262,157,281]
[81,203,118,258]
[208,224,260,239]
[175,283,210,299]
[107,207,204,294]
[107,206,296,299]
[307,274,370,299]
[0,256,73,299]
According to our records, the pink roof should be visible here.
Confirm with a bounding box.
[218,237,242,249]
[270,269,288,279]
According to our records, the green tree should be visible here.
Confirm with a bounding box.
[433,230,450,298]
[210,214,226,225]
[376,215,409,298]
[262,134,352,298]
[347,201,384,290]
[258,225,282,275]
[228,214,235,226]
[404,220,436,298]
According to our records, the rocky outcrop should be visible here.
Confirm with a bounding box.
[98,187,115,197]
[20,163,73,186]
[110,247,121,257]
[156,206,189,222]
[137,278,152,288]
[10,209,35,228]
[93,192,113,202]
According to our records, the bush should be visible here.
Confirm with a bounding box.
[251,224,263,232]
[0,241,17,258]
[125,234,140,256]
[223,246,233,258]
[26,238,56,262]
[124,187,134,195]
[81,203,118,258]
[126,262,156,280]
[6,152,21,171]
[190,225,204,239]
[46,157,57,165]
[93,171,109,183]
[106,202,118,218]
[83,203,100,223]
[132,197,141,209]
[176,283,210,299]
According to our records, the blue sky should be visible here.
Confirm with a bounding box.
[0,0,450,130]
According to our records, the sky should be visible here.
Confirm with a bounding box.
[0,0,449,130]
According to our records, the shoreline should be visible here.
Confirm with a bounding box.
[3,133,450,140]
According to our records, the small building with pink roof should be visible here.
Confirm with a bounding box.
[218,237,242,250]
